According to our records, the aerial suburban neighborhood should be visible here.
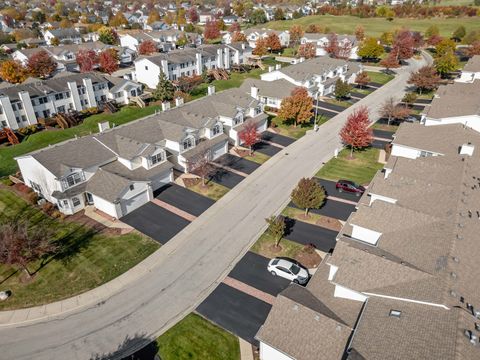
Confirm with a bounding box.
[1,0,480,359]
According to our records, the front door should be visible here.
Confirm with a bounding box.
[85,192,94,205]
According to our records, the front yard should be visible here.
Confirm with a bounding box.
[187,181,230,201]
[270,116,314,139]
[0,189,159,310]
[365,71,394,85]
[157,313,240,360]
[244,151,270,165]
[316,147,383,185]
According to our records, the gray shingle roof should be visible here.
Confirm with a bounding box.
[278,57,349,82]
[463,55,480,72]
[240,78,297,99]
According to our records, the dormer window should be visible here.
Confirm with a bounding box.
[61,171,85,189]
[183,137,195,150]
[150,152,165,165]
[212,124,222,136]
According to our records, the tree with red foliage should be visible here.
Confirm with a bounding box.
[323,33,339,57]
[138,40,157,55]
[98,48,119,74]
[354,71,370,88]
[266,32,282,53]
[253,38,268,57]
[297,42,316,59]
[175,75,203,94]
[76,49,98,73]
[392,30,414,60]
[228,22,241,33]
[380,50,400,72]
[186,7,199,23]
[278,87,313,127]
[408,65,441,94]
[238,119,261,155]
[27,50,56,78]
[411,31,424,50]
[339,106,373,158]
[427,34,443,47]
[232,31,247,43]
[204,20,220,40]
[338,39,353,59]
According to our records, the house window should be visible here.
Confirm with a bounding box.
[183,137,194,150]
[1,120,6,127]
[43,110,51,118]
[145,65,148,70]
[72,197,81,207]
[17,102,23,110]
[61,172,85,189]
[0,105,2,114]
[30,181,43,195]
[419,150,433,158]
[62,200,69,208]
[150,152,164,165]
[212,124,221,136]
[58,105,65,113]
[55,93,64,101]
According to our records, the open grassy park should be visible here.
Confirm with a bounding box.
[266,15,480,37]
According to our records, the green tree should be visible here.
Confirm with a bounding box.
[452,26,466,42]
[153,72,174,102]
[98,26,118,45]
[435,38,456,57]
[425,25,439,39]
[274,8,284,21]
[358,37,384,60]
[334,79,352,100]
[434,50,459,77]
[291,178,326,217]
[250,9,267,25]
[380,31,393,46]
[266,215,285,248]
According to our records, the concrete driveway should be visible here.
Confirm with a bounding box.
[154,184,215,217]
[262,132,296,147]
[121,202,190,244]
[196,283,272,345]
[284,218,337,252]
[215,154,260,175]
[209,168,245,188]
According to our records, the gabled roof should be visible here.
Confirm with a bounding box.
[463,55,480,72]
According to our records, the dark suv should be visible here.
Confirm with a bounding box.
[335,180,365,196]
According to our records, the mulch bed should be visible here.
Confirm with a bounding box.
[295,249,321,268]
[183,177,201,187]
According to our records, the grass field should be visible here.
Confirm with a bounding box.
[0,189,159,310]
[156,313,240,360]
[316,147,383,185]
[265,15,480,37]
[0,106,160,178]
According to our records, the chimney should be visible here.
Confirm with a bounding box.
[162,101,170,111]
[460,143,475,156]
[175,97,184,107]
[275,64,281,70]
[268,65,274,72]
[208,85,215,95]
[98,121,110,133]
[250,85,258,99]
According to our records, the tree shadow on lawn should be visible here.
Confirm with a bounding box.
[90,333,159,360]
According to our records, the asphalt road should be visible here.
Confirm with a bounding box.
[0,55,427,360]
[314,107,338,118]
[155,184,215,217]
[372,139,390,149]
[121,202,190,244]
[284,218,338,252]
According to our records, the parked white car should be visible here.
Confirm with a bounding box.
[267,258,309,285]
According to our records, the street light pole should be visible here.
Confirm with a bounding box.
[313,91,319,132]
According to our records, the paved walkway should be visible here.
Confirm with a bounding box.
[261,139,284,149]
[222,276,275,305]
[211,161,248,178]
[151,198,196,222]
[0,55,428,360]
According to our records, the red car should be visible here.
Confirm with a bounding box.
[335,180,365,196]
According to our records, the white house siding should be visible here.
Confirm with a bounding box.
[120,35,140,51]
[211,141,228,159]
[350,224,382,245]
[259,343,293,360]
[457,71,480,83]
[390,144,424,159]
[92,194,122,218]
[333,284,368,302]
[135,58,161,89]
[423,115,480,133]
[150,169,173,191]
[369,193,397,206]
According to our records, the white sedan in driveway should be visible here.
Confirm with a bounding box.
[267,258,309,285]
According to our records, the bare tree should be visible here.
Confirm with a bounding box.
[380,97,411,125]
[188,150,216,187]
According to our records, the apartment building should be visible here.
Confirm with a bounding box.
[120,30,202,52]
[300,33,359,60]
[134,43,252,89]
[43,28,82,45]
[15,86,266,218]
[0,72,142,130]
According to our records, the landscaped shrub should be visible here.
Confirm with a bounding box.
[42,202,55,215]
[14,183,32,193]
[26,191,38,205]
[51,210,65,220]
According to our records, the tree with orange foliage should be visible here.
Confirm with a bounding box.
[323,33,339,57]
[76,49,98,72]
[27,50,56,78]
[253,38,268,57]
[138,40,157,55]
[239,119,261,155]
[465,41,480,57]
[278,87,313,127]
[266,32,282,53]
[392,30,414,60]
[98,49,119,74]
[354,71,370,88]
[355,25,365,41]
[297,42,316,59]
[232,31,247,43]
[339,106,373,158]
[380,50,400,73]
[289,25,304,48]
[228,22,241,33]
[204,20,220,40]
[0,60,28,84]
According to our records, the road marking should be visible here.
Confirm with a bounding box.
[151,199,196,222]
[261,139,285,149]
[327,195,358,206]
[222,276,275,305]
[211,162,248,177]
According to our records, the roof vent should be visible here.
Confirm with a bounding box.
[315,315,320,321]
[475,310,480,319]
[293,304,299,311]
[389,310,402,318]
[464,329,477,344]
[450,290,457,298]
[475,323,480,332]
[451,272,457,279]
[460,143,475,157]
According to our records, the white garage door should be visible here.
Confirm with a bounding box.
[257,120,267,133]
[120,190,149,216]
[150,172,171,191]
[211,141,226,160]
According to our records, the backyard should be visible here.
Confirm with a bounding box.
[265,14,480,37]
[0,188,159,310]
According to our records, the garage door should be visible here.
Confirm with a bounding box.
[211,141,226,160]
[120,190,149,216]
[256,120,267,133]
[150,172,171,191]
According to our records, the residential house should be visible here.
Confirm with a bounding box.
[300,33,359,60]
[198,12,215,25]
[0,14,14,33]
[456,55,480,83]
[260,57,361,96]
[240,77,297,109]
[421,80,480,132]
[15,86,266,218]
[120,30,201,53]
[0,72,142,130]
[257,121,480,360]
[242,29,290,49]
[43,28,82,45]
[134,43,252,88]
[143,21,169,31]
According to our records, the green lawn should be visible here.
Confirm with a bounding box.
[0,189,159,310]
[316,148,383,185]
[265,15,480,37]
[251,232,305,259]
[157,313,240,360]
[324,98,352,108]
[281,207,324,225]
[188,181,230,201]
[245,151,270,164]
[366,71,394,85]
[270,116,314,139]
[0,106,159,178]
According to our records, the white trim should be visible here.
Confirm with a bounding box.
[363,292,449,309]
